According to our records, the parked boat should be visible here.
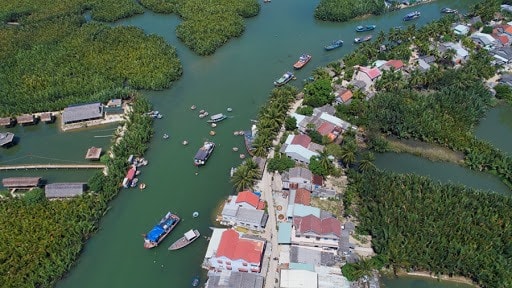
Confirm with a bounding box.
[354,34,372,43]
[168,229,200,250]
[441,7,457,14]
[122,165,137,188]
[324,39,343,51]
[273,71,295,87]
[293,54,312,69]
[355,24,376,32]
[143,212,180,249]
[163,133,169,139]
[403,11,420,21]
[207,113,227,123]
[194,141,215,166]
[191,276,200,287]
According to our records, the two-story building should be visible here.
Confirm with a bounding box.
[220,190,268,231]
[292,214,342,250]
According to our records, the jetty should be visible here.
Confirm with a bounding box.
[0,164,105,171]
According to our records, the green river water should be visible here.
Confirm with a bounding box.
[0,0,502,287]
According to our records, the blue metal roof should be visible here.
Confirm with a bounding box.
[278,222,292,244]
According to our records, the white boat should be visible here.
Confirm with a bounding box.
[207,113,227,123]
[168,229,200,250]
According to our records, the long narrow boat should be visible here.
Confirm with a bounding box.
[324,39,343,51]
[355,24,376,32]
[403,11,420,21]
[354,34,372,44]
[293,54,312,69]
[194,141,215,166]
[143,212,180,249]
[168,229,200,250]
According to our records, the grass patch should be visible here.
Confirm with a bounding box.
[386,137,464,164]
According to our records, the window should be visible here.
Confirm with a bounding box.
[243,262,248,266]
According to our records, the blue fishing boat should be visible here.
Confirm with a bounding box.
[403,11,420,21]
[191,276,200,287]
[355,25,376,32]
[324,39,343,51]
[143,212,180,249]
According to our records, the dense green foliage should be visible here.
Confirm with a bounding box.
[251,86,298,157]
[349,170,512,287]
[142,0,259,55]
[231,158,261,191]
[0,0,143,23]
[314,0,385,22]
[342,255,388,281]
[266,153,295,174]
[0,22,182,116]
[0,95,153,288]
[303,77,335,107]
[494,84,512,104]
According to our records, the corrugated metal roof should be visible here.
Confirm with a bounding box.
[278,222,292,244]
[62,103,103,123]
[45,183,85,198]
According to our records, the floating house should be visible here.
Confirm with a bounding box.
[2,177,42,189]
[45,183,86,199]
[39,112,55,123]
[0,132,15,147]
[0,117,15,127]
[62,103,104,124]
[16,114,37,126]
[85,146,102,160]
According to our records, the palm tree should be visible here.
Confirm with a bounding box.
[231,159,261,191]
[340,141,357,168]
[358,152,376,173]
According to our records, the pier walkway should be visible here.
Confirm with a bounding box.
[0,164,105,171]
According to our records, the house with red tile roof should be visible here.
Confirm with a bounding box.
[220,191,268,231]
[354,66,381,89]
[280,134,323,164]
[334,87,353,104]
[292,215,342,249]
[293,188,311,206]
[208,229,266,273]
[495,34,509,46]
[382,59,405,71]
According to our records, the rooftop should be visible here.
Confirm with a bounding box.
[216,229,265,264]
[236,190,264,210]
[62,103,103,123]
[45,183,85,198]
[278,222,293,244]
[294,188,311,205]
[2,177,41,188]
[85,147,102,160]
[16,114,35,124]
[293,214,342,237]
[206,271,264,288]
[0,132,15,146]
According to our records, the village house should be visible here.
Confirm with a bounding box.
[205,271,264,288]
[289,188,312,206]
[490,46,512,64]
[333,87,353,105]
[0,117,15,127]
[471,32,498,50]
[280,269,318,288]
[453,24,470,36]
[220,190,268,231]
[280,134,323,164]
[439,42,469,64]
[16,114,37,126]
[286,204,321,220]
[104,99,124,115]
[39,112,55,124]
[292,214,342,250]
[281,167,313,190]
[2,177,42,189]
[381,59,405,71]
[206,229,266,273]
[354,66,381,88]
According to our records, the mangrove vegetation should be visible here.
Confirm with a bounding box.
[314,0,386,22]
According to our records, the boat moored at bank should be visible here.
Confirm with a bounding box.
[273,71,295,86]
[441,7,457,14]
[324,39,343,51]
[354,34,372,43]
[293,54,312,69]
[168,229,200,250]
[143,212,180,249]
[355,24,376,32]
[194,141,215,166]
[403,11,421,21]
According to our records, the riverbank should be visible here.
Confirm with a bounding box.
[391,270,479,287]
[386,136,465,164]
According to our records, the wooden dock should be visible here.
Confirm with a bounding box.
[0,164,106,171]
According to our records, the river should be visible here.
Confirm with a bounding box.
[0,0,488,287]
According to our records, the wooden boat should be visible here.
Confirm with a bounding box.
[207,113,227,123]
[293,54,312,69]
[194,141,215,166]
[191,276,200,287]
[143,212,180,249]
[273,71,295,86]
[441,7,457,14]
[168,229,200,250]
[324,40,343,51]
[403,11,420,21]
[355,25,376,32]
[354,34,372,43]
